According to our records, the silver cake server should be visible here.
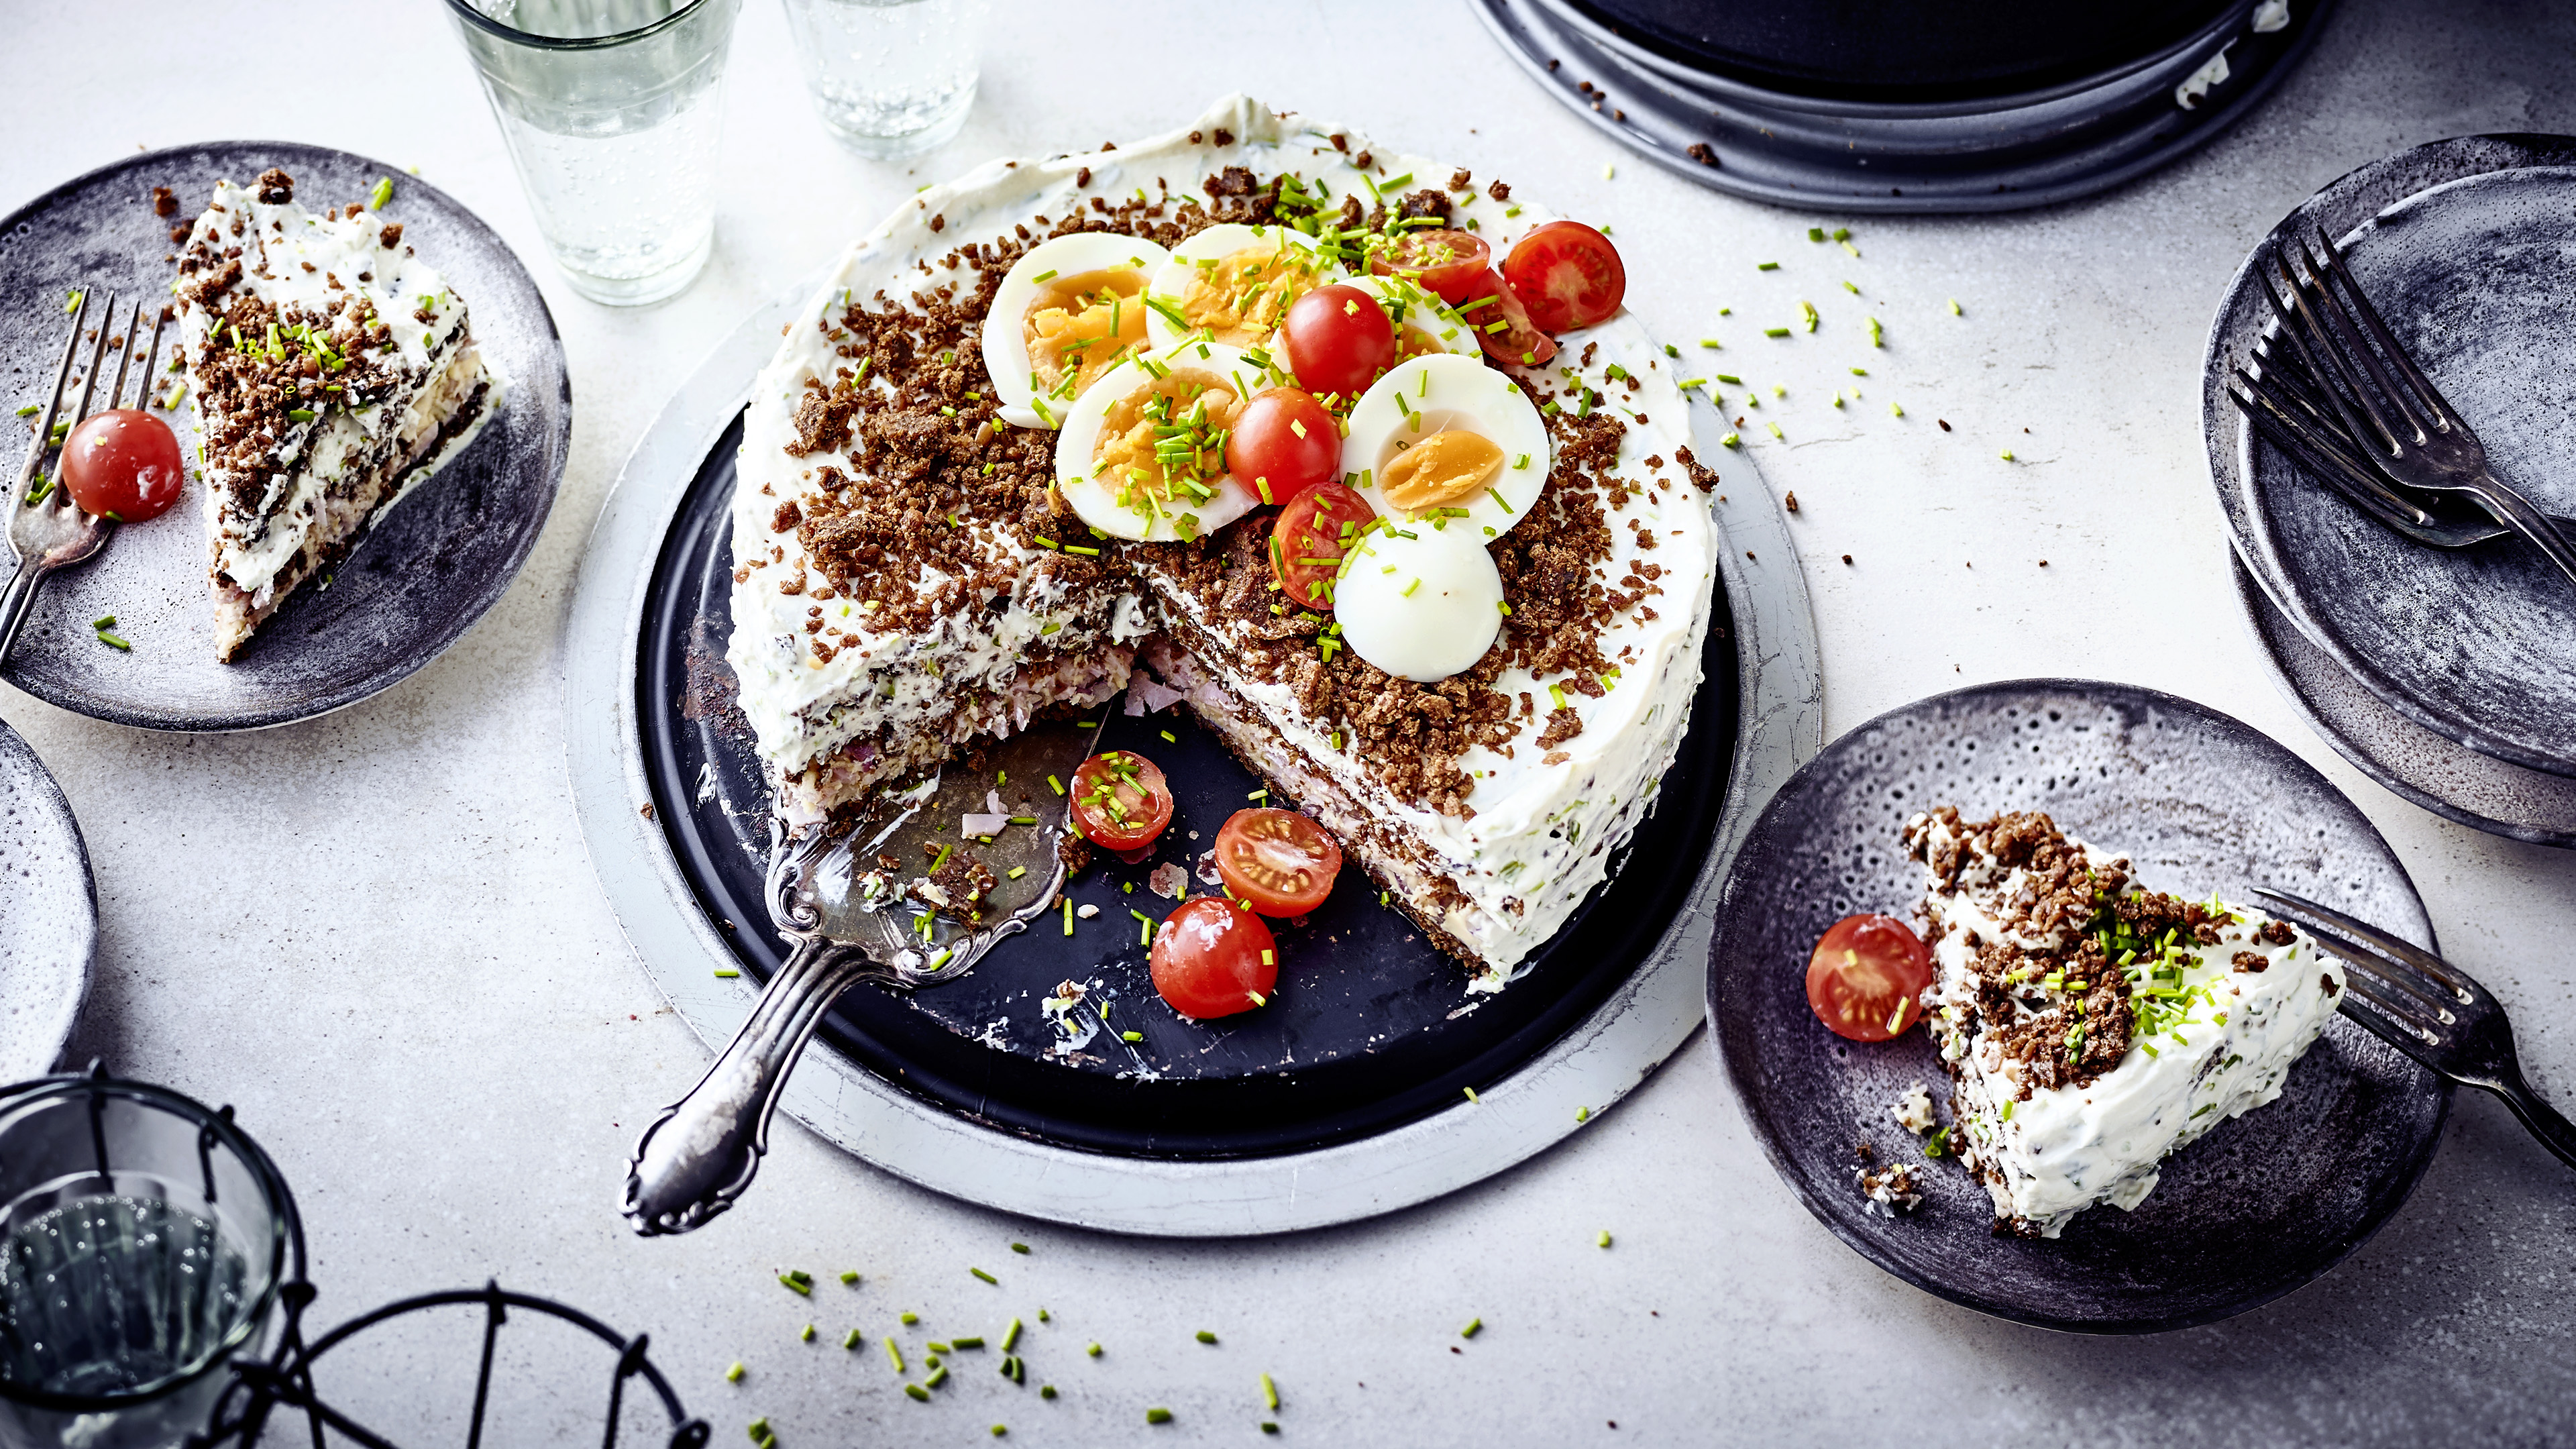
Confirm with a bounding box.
[622,712,1106,1235]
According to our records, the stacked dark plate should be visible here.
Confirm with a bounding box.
[2202,135,2576,847]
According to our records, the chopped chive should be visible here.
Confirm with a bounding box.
[840,1270,859,1285]
[1121,1030,1143,1042]
[901,1312,919,1326]
[1807,227,1825,241]
[12,405,34,417]
[1462,1087,1481,1104]
[1003,1317,1024,1351]
[1576,1106,1591,1121]
[1756,261,1778,271]
[1597,1230,1613,1248]
[1146,1409,1173,1425]
[2000,449,2015,462]
[1842,280,1860,294]
[1087,1342,1104,1357]
[953,1336,985,1349]
[801,1323,816,1342]
[930,1341,952,1354]
[780,1273,812,1296]
[712,967,741,978]
[1041,1385,1059,1399]
[845,1328,863,1349]
[971,1267,998,1285]
[1763,327,1790,337]
[1195,1330,1217,1344]
[885,1336,908,1371]
[369,176,393,211]
[1262,1372,1280,1411]
[1890,402,1904,417]
[1715,372,1741,384]
[1721,432,1740,447]
[725,1361,745,1383]
[1460,1318,1483,1339]
[91,614,115,630]
[926,1365,950,1389]
[905,1384,931,1403]
[1833,227,1851,241]
[1949,298,1964,315]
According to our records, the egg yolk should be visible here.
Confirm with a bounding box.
[1027,268,1148,399]
[1178,245,1330,345]
[1090,368,1246,524]
[1379,428,1506,516]
[1397,324,1450,362]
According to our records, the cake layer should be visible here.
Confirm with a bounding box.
[174,168,496,659]
[726,96,1721,983]
[1907,807,2346,1237]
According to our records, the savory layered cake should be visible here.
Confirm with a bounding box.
[173,168,494,659]
[727,95,1721,988]
[1904,806,2346,1237]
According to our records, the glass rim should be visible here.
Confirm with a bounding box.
[0,1073,299,1413]
[443,0,720,52]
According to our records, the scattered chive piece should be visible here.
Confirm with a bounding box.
[13,405,35,417]
[1949,298,1963,315]
[1756,261,1779,271]
[780,1273,811,1296]
[1698,337,1721,348]
[839,1270,859,1285]
[1460,1318,1483,1339]
[953,1336,985,1350]
[1833,227,1851,240]
[1891,402,1904,417]
[1003,1318,1024,1351]
[926,1365,949,1389]
[1041,1385,1058,1399]
[92,615,115,630]
[1807,227,1825,241]
[1263,1426,1279,1436]
[1262,1373,1280,1411]
[712,967,741,978]
[991,1428,1007,1438]
[369,176,393,211]
[885,1338,906,1371]
[1146,1409,1173,1425]
[1721,433,1740,447]
[749,1417,771,1442]
[2001,449,2016,461]
[1039,1309,1051,1322]
[1462,1087,1481,1105]
[971,1267,998,1285]
[1576,1106,1591,1122]
[800,1324,816,1342]
[1087,1342,1104,1357]
[1767,422,1784,439]
[901,1312,919,1326]
[906,1383,930,1403]
[1598,1230,1613,1248]
[845,1328,862,1349]
[1763,327,1790,337]
[930,1341,953,1354]
[1715,372,1741,384]
[725,1361,745,1383]
[1196,1330,1218,1344]
[1121,1031,1143,1042]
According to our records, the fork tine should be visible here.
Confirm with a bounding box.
[133,305,168,413]
[2335,972,2445,1050]
[2254,887,2479,1000]
[13,289,92,505]
[2304,924,2459,1023]
[66,291,115,429]
[106,299,142,415]
[2259,252,2402,458]
[2312,227,2457,433]
[2292,235,2434,446]
[2231,373,2438,531]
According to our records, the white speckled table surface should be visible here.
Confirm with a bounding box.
[5,1,2573,1444]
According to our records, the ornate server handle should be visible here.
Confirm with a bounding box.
[622,932,889,1236]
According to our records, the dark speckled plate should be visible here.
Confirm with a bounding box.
[0,143,568,731]
[1707,680,2449,1333]
[2204,137,2576,779]
[2233,553,2576,849]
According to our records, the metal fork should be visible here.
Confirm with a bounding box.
[2255,229,2576,588]
[3,288,166,665]
[2255,887,2576,1171]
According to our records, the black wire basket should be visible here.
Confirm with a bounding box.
[0,1066,707,1448]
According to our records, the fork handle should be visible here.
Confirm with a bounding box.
[621,934,897,1236]
[2463,473,2576,591]
[0,557,44,667]
[2491,1071,2576,1173]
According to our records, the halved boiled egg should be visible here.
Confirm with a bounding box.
[1143,223,1346,350]
[1342,353,1551,539]
[1332,525,1504,683]
[1054,337,1265,543]
[982,232,1173,430]
[1345,274,1479,362]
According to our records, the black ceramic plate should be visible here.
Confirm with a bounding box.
[635,415,1740,1160]
[2206,138,2576,778]
[1470,0,2334,213]
[1707,680,2447,1332]
[2233,554,2576,849]
[0,143,568,731]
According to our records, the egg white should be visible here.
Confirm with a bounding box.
[981,232,1173,430]
[1333,525,1505,683]
[1053,337,1263,543]
[1344,274,1480,361]
[1342,354,1552,538]
[1143,223,1345,350]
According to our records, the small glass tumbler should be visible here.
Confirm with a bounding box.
[0,1073,292,1449]
[445,0,743,307]
[780,0,991,159]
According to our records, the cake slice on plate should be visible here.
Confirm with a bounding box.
[173,167,496,660]
[1906,806,2347,1237]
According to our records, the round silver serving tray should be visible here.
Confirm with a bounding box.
[561,274,1821,1235]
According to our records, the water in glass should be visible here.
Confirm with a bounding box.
[0,1184,252,1396]
[782,0,990,159]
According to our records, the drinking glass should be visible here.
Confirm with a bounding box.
[779,0,991,159]
[0,1073,293,1449]
[446,0,743,306]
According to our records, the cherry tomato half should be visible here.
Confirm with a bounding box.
[1268,480,1377,612]
[1369,227,1492,305]
[1805,913,1933,1042]
[1503,221,1626,334]
[60,408,184,523]
[1281,284,1397,400]
[1213,808,1342,917]
[1150,896,1279,1020]
[1458,267,1556,369]
[1225,388,1340,508]
[1069,751,1174,852]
